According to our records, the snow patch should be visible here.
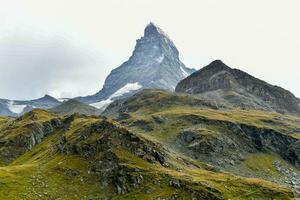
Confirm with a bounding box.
[90,99,113,110]
[180,66,189,77]
[7,101,26,114]
[155,54,164,63]
[110,82,142,99]
[90,82,142,110]
[58,98,70,102]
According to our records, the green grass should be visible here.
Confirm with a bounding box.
[114,147,293,199]
[121,105,300,145]
[0,108,297,199]
[225,153,300,183]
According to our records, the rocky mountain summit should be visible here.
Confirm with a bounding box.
[176,60,300,115]
[77,23,195,107]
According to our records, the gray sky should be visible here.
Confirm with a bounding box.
[0,0,299,100]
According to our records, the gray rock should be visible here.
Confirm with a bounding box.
[77,23,195,105]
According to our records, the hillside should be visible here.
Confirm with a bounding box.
[50,99,101,116]
[104,89,300,192]
[0,108,297,199]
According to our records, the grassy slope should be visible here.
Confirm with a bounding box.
[105,90,300,140]
[0,107,297,199]
[50,99,100,116]
[104,90,300,193]
[114,105,300,188]
[0,133,293,200]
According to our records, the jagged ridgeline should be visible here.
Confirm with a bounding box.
[0,108,298,199]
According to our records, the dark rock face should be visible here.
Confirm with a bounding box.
[59,119,167,166]
[57,119,169,194]
[13,120,61,151]
[0,118,62,165]
[77,23,195,104]
[176,60,300,115]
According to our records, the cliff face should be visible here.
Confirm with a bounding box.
[176,60,300,115]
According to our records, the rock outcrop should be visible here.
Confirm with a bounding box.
[0,110,61,165]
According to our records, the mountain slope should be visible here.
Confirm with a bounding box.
[0,102,15,116]
[50,99,101,116]
[77,23,195,106]
[0,109,296,199]
[176,60,300,115]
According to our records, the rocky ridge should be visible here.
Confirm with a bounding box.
[176,60,300,116]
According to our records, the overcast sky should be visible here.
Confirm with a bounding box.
[0,0,299,100]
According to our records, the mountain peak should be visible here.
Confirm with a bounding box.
[200,60,231,73]
[176,61,300,115]
[41,94,58,101]
[32,94,59,104]
[209,59,226,66]
[76,23,195,104]
[43,94,53,99]
[144,22,168,38]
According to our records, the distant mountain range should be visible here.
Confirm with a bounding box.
[0,94,60,117]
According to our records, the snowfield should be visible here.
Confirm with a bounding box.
[90,99,113,110]
[90,82,142,110]
[180,66,189,77]
[7,101,26,114]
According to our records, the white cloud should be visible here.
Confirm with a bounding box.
[0,35,107,99]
